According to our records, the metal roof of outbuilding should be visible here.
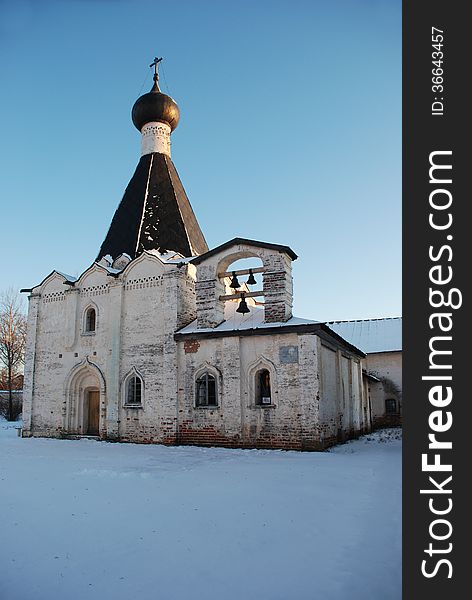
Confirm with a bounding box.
[326,317,402,354]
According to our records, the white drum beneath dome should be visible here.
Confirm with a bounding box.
[141,121,171,156]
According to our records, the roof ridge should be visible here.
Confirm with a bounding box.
[327,316,402,324]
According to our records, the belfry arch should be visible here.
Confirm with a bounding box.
[191,238,297,329]
[64,359,107,436]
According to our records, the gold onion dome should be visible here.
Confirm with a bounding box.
[131,75,180,132]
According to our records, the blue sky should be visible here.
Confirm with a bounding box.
[0,0,400,321]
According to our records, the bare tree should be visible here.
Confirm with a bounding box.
[0,290,27,421]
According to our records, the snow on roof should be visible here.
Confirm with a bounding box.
[164,256,195,264]
[102,266,122,275]
[326,318,402,354]
[56,271,77,282]
[147,249,181,261]
[144,249,197,264]
[178,301,318,335]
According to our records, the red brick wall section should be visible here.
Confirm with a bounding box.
[184,340,200,354]
[177,420,330,451]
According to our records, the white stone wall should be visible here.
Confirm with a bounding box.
[175,332,321,449]
[365,351,402,426]
[319,344,339,441]
[318,343,369,444]
[22,254,370,450]
[22,256,196,443]
[21,292,39,434]
[175,331,368,450]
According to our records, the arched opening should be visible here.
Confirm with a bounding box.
[385,398,398,414]
[221,256,264,323]
[125,375,142,406]
[226,257,264,289]
[194,241,295,330]
[255,369,272,405]
[84,306,96,332]
[195,371,218,407]
[65,361,105,435]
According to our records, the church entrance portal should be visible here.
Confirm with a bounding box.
[86,390,100,435]
[65,360,106,436]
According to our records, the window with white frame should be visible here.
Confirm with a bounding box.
[195,371,217,407]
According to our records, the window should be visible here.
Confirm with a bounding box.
[256,369,271,405]
[385,398,397,414]
[126,375,142,406]
[85,307,96,332]
[195,372,217,407]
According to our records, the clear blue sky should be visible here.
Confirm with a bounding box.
[0,0,400,322]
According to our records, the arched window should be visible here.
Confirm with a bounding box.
[85,307,96,332]
[195,372,217,407]
[385,398,397,414]
[256,369,271,405]
[126,375,142,406]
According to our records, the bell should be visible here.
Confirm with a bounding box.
[230,271,240,289]
[236,293,250,314]
[246,269,257,286]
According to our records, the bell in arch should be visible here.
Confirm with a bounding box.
[230,271,240,289]
[236,293,250,314]
[246,269,257,286]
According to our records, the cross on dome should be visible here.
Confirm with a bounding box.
[150,57,163,82]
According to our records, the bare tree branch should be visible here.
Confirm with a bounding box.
[0,289,27,421]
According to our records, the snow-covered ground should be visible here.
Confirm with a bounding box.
[0,420,401,600]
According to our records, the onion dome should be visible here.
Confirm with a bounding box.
[131,76,180,132]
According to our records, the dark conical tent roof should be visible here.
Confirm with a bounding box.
[97,153,208,261]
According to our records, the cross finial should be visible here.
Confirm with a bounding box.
[150,57,163,82]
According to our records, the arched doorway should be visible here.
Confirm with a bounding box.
[65,359,106,436]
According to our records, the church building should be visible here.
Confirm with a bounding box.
[21,62,374,450]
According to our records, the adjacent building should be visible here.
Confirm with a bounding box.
[328,318,402,427]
